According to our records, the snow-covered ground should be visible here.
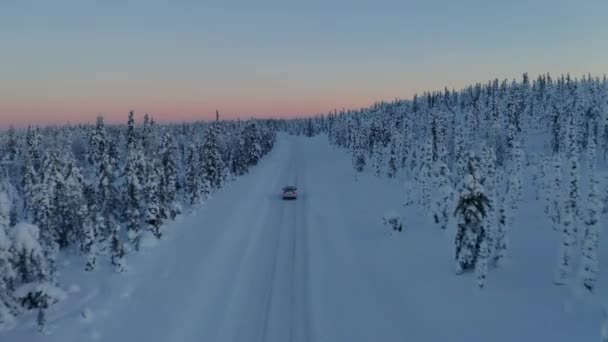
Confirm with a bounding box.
[4,133,606,341]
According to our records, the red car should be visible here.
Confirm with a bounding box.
[282,186,297,200]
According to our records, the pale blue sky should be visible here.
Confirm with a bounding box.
[1,0,607,126]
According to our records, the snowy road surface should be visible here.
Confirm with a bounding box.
[8,134,602,341]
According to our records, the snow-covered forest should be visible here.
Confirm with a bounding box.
[0,112,276,331]
[304,73,608,290]
[1,72,608,339]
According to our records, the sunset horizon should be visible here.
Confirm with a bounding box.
[2,1,607,128]
[3,70,606,128]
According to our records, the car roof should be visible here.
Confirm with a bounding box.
[283,186,297,190]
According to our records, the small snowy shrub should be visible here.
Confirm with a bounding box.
[14,282,66,310]
[382,211,403,232]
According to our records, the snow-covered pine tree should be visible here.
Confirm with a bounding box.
[579,135,600,292]
[453,154,491,285]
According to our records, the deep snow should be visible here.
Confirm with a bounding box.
[3,133,606,341]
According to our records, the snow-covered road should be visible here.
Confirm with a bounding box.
[90,133,408,342]
[8,134,602,342]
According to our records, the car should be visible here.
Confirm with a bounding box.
[282,186,297,200]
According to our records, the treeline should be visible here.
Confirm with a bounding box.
[0,112,276,331]
[296,73,607,290]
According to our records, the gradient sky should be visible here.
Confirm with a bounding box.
[1,0,607,127]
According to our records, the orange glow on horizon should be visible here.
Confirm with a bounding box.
[0,90,410,128]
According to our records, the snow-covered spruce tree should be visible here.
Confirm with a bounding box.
[51,153,74,249]
[492,124,523,265]
[231,136,246,177]
[543,154,563,232]
[539,156,552,214]
[506,123,524,213]
[493,167,509,265]
[241,120,263,168]
[160,133,179,219]
[142,113,154,157]
[126,110,137,149]
[579,135,600,292]
[431,161,453,230]
[78,204,97,272]
[145,157,164,239]
[21,150,38,220]
[25,126,42,174]
[453,154,491,288]
[4,126,18,162]
[400,120,413,171]
[0,181,17,330]
[352,133,366,175]
[386,138,398,178]
[109,214,125,272]
[555,115,580,285]
[201,123,225,192]
[125,131,146,251]
[11,222,58,332]
[185,144,200,205]
[373,143,385,177]
[529,152,541,200]
[419,139,433,210]
[61,156,97,270]
[452,123,468,184]
[479,143,498,257]
[90,117,123,270]
[88,115,107,167]
[31,153,59,282]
